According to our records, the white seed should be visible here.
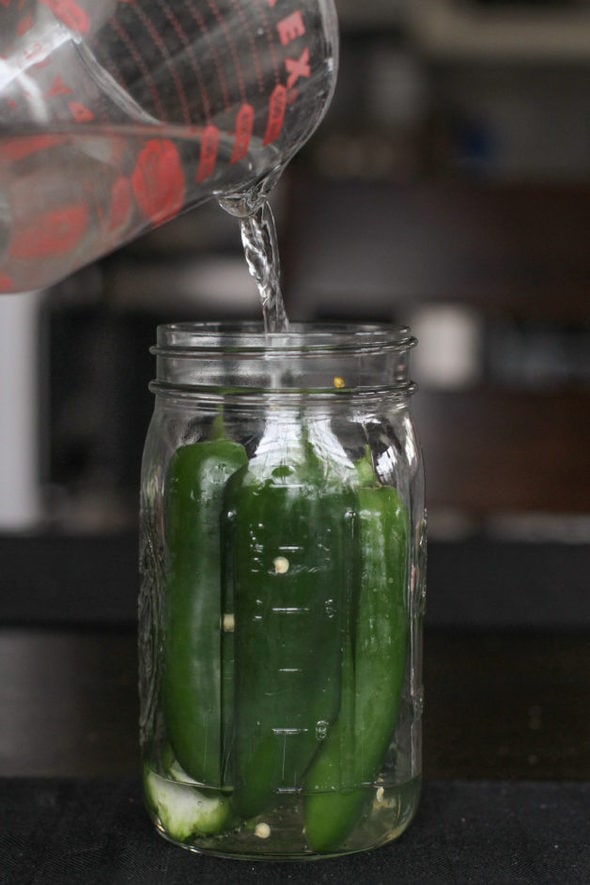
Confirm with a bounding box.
[254,822,271,839]
[376,787,385,803]
[222,613,235,633]
[273,556,290,575]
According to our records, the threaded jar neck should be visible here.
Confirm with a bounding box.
[151,322,416,397]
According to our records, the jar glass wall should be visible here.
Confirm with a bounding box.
[139,323,426,860]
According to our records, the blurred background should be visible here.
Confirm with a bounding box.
[1,0,589,577]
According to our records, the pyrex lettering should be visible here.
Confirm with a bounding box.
[277,10,305,46]
[285,47,310,89]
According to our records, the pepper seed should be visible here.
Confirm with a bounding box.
[254,822,271,839]
[273,556,290,574]
[222,613,235,632]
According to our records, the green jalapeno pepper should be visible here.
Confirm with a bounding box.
[222,423,356,820]
[162,437,247,786]
[303,460,409,852]
[161,422,408,850]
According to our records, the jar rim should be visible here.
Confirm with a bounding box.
[152,321,416,356]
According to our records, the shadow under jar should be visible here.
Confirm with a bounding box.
[139,322,426,860]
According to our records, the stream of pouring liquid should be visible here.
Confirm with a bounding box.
[220,178,290,335]
[240,201,290,335]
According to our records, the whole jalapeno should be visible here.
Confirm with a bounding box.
[303,457,409,852]
[221,420,357,820]
[162,437,247,786]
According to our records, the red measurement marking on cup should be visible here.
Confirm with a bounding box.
[252,0,280,86]
[103,132,129,169]
[39,0,90,33]
[196,125,219,182]
[229,0,264,94]
[184,0,231,112]
[0,274,15,293]
[126,0,192,126]
[46,75,72,98]
[108,18,166,122]
[20,41,49,66]
[107,177,133,231]
[132,139,184,224]
[17,13,34,35]
[231,103,254,164]
[206,0,246,103]
[156,0,211,122]
[263,84,286,145]
[0,134,65,162]
[68,102,94,122]
[9,204,89,259]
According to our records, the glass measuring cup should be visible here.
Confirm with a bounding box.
[0,0,339,293]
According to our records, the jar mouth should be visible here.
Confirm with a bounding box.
[152,321,416,356]
[151,321,416,396]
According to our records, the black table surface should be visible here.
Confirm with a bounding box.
[2,778,589,884]
[1,533,589,882]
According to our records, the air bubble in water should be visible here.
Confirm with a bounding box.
[324,599,336,619]
[315,720,329,741]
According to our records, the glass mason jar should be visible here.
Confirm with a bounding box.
[139,322,426,860]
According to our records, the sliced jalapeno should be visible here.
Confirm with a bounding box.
[162,438,247,786]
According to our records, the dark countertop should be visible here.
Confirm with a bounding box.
[1,533,589,881]
[2,778,589,884]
